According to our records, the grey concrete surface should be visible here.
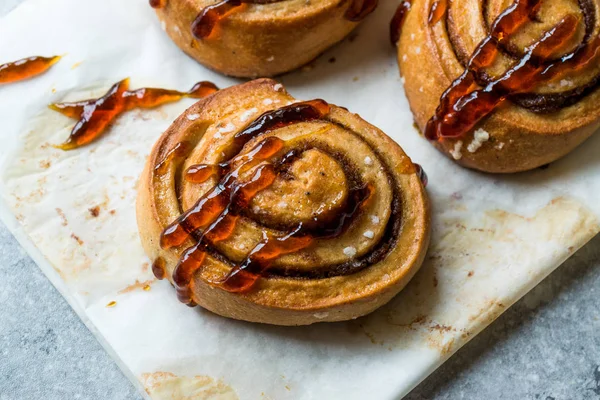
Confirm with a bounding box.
[1,1,599,399]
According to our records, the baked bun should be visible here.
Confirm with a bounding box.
[136,79,430,325]
[393,0,600,173]
[150,0,379,77]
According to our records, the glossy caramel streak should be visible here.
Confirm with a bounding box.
[160,137,285,249]
[149,0,166,8]
[218,226,313,293]
[168,143,282,303]
[232,99,330,152]
[390,1,412,45]
[152,257,167,280]
[428,15,582,140]
[0,56,61,85]
[192,0,245,39]
[53,79,130,151]
[424,0,544,140]
[50,81,218,150]
[155,142,191,174]
[428,0,448,25]
[191,0,283,39]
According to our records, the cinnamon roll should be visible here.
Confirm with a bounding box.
[136,79,430,325]
[392,0,600,173]
[149,0,378,77]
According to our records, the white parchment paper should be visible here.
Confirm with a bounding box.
[1,0,599,399]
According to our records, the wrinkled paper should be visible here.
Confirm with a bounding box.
[1,0,599,399]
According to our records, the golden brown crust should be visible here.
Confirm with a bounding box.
[397,0,600,173]
[154,0,363,77]
[136,79,430,325]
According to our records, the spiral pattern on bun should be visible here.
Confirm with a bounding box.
[393,0,600,172]
[136,79,429,325]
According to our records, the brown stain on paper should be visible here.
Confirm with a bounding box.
[141,372,238,400]
[118,279,156,294]
[351,197,599,356]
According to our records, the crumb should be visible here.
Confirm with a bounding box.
[467,128,490,153]
[89,206,100,218]
[343,246,357,257]
[240,108,258,122]
[449,141,463,160]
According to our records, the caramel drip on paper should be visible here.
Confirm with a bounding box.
[0,56,61,84]
[50,80,218,150]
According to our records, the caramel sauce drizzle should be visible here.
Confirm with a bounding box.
[149,0,166,8]
[424,0,600,141]
[184,0,378,40]
[0,56,61,85]
[158,99,375,303]
[50,79,218,150]
[152,257,167,280]
[390,1,412,45]
[428,0,448,25]
[155,142,191,174]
